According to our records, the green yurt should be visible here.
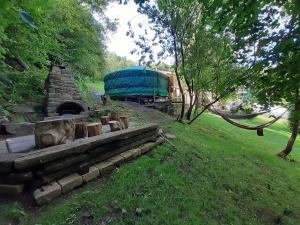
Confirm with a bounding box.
[104,66,169,98]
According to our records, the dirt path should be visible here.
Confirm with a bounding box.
[116,101,175,125]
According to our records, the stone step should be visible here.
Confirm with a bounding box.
[57,173,83,194]
[31,137,165,205]
[33,182,61,205]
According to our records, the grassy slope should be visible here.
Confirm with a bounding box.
[85,81,105,93]
[1,113,300,225]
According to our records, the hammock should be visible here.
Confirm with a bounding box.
[212,107,288,136]
[210,109,269,119]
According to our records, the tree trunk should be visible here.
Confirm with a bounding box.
[178,85,185,122]
[186,91,197,120]
[188,95,222,125]
[277,96,300,158]
[35,119,75,149]
[172,34,185,122]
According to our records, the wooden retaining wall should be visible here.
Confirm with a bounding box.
[0,124,164,202]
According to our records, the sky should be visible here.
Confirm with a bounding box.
[103,2,149,63]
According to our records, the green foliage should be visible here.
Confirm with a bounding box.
[0,0,108,110]
[198,0,300,153]
[104,52,136,74]
[0,203,27,224]
[133,0,244,121]
[201,0,300,106]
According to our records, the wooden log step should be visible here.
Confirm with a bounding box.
[108,121,122,132]
[119,116,129,129]
[14,124,158,170]
[87,122,102,137]
[110,111,120,121]
[75,122,88,139]
[100,116,109,125]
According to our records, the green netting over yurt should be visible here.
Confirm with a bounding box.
[104,66,169,97]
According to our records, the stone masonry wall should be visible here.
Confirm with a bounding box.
[46,65,87,116]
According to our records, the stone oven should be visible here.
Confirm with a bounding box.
[45,65,87,116]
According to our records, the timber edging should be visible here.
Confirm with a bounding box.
[0,124,165,205]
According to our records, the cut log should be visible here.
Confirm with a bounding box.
[108,121,122,132]
[35,119,75,149]
[87,123,102,137]
[100,116,110,125]
[140,137,165,154]
[110,111,120,121]
[75,122,88,139]
[119,116,129,129]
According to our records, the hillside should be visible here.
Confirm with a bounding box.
[1,108,299,225]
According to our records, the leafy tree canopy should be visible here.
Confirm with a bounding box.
[0,0,110,111]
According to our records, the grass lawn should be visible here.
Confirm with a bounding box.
[85,81,105,93]
[1,113,300,225]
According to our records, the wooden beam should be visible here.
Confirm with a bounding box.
[14,124,158,170]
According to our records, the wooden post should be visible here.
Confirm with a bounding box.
[101,95,107,106]
[110,111,120,121]
[119,116,129,129]
[87,123,102,137]
[100,116,110,125]
[75,123,88,139]
[35,119,75,149]
[108,121,122,132]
